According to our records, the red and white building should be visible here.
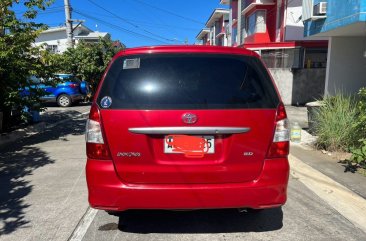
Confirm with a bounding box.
[234,0,328,68]
[196,9,230,46]
[196,0,329,105]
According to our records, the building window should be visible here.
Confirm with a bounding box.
[261,48,303,69]
[246,10,266,36]
[261,48,328,69]
[46,45,58,53]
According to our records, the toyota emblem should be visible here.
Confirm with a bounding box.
[182,113,198,124]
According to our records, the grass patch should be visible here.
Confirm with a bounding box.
[314,94,359,152]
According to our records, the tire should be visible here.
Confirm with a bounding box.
[247,208,264,213]
[106,211,123,217]
[238,208,264,214]
[57,94,72,107]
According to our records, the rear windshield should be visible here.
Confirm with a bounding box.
[97,54,279,109]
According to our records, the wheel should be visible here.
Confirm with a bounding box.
[57,94,72,107]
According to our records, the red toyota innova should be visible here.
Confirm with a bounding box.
[86,45,290,213]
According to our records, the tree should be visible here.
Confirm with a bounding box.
[0,0,54,130]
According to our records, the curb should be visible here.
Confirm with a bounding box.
[290,154,366,233]
[0,111,89,149]
[68,207,98,241]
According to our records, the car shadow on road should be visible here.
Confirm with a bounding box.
[42,101,91,108]
[117,208,283,233]
[0,117,86,235]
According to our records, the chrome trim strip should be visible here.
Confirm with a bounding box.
[128,127,250,135]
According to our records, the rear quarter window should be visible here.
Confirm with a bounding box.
[97,54,279,109]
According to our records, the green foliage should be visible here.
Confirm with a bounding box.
[354,87,366,135]
[348,88,366,169]
[314,94,359,152]
[350,139,366,169]
[0,0,55,128]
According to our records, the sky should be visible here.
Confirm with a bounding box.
[14,0,227,48]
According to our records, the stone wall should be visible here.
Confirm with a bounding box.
[269,68,326,105]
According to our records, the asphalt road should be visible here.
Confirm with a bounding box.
[81,177,366,241]
[1,105,366,241]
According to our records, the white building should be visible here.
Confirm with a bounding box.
[35,24,110,53]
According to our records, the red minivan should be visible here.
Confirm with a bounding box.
[86,45,290,213]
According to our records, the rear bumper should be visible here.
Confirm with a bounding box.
[86,158,289,211]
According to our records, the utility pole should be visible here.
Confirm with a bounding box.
[64,0,73,48]
[0,3,8,37]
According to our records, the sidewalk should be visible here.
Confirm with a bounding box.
[0,103,91,149]
[285,105,366,199]
[0,109,89,241]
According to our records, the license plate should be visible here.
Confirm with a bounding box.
[164,135,215,154]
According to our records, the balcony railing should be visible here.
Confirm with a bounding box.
[242,0,275,15]
[243,0,275,9]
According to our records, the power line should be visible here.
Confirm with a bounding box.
[73,9,170,45]
[71,9,197,31]
[86,0,182,43]
[133,0,205,25]
[128,0,183,40]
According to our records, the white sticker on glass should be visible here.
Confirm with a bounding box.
[123,58,140,69]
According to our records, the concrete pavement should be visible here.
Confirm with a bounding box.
[0,110,89,241]
[0,103,91,149]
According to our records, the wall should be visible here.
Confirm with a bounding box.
[269,68,326,105]
[35,31,66,42]
[34,39,69,53]
[243,5,277,44]
[34,29,81,53]
[325,37,366,95]
[269,68,294,105]
[285,0,306,41]
[304,0,366,36]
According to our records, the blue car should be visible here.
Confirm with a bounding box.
[25,74,90,107]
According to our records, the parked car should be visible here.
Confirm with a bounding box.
[24,74,89,107]
[85,45,290,213]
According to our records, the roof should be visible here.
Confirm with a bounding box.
[41,24,92,34]
[240,41,329,50]
[74,32,109,39]
[219,0,230,5]
[205,8,230,28]
[196,28,210,40]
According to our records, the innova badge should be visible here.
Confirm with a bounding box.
[182,113,197,124]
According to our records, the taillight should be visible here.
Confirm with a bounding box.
[69,83,79,88]
[86,105,111,160]
[266,103,290,158]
